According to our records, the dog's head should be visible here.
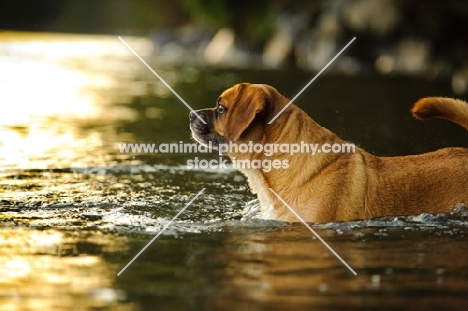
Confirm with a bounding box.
[189,83,288,151]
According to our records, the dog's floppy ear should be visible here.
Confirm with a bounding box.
[224,84,266,141]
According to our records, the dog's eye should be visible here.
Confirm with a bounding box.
[217,104,226,115]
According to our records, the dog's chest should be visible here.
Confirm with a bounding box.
[240,168,277,219]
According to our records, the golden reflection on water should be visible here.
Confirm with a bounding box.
[0,31,152,170]
[205,226,468,310]
[0,228,134,310]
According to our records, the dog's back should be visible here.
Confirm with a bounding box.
[361,97,468,218]
[363,147,468,218]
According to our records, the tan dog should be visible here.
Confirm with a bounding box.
[189,83,468,222]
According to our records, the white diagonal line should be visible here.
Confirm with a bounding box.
[268,37,356,124]
[118,36,206,124]
[268,188,357,275]
[117,188,206,276]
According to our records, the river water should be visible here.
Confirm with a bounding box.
[1,31,468,310]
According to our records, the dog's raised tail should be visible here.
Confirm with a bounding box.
[411,97,468,131]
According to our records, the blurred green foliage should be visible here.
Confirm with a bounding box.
[48,0,191,33]
[0,0,276,43]
[180,0,276,44]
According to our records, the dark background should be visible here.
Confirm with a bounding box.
[2,0,468,80]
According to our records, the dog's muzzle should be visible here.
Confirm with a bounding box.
[189,110,208,135]
[189,109,224,149]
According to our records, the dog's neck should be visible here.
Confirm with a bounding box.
[233,106,350,220]
[265,106,347,179]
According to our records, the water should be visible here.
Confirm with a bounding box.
[1,31,468,310]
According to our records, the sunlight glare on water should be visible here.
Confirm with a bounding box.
[0,32,152,170]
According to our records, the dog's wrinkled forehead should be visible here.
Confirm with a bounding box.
[218,83,248,108]
[218,83,276,109]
